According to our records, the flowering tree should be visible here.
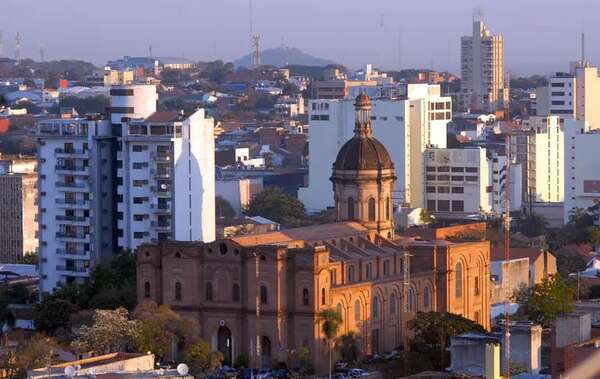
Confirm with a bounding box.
[73,307,140,354]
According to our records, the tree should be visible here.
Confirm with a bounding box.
[216,196,236,218]
[513,275,575,328]
[336,332,360,365]
[34,298,79,336]
[22,252,38,265]
[554,247,588,278]
[408,312,486,371]
[585,226,600,249]
[246,188,306,227]
[73,307,140,354]
[318,309,342,379]
[520,213,546,237]
[182,338,223,375]
[0,334,60,377]
[419,209,434,225]
[133,301,198,360]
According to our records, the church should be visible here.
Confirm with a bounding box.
[136,94,491,371]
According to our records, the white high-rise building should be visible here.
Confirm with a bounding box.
[423,148,521,217]
[117,109,215,250]
[535,72,575,119]
[37,115,115,293]
[564,118,600,223]
[298,83,451,211]
[459,19,509,112]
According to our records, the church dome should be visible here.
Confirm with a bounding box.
[333,93,394,171]
[333,136,394,171]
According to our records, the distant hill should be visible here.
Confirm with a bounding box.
[234,47,336,68]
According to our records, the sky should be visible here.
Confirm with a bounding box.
[1,0,599,75]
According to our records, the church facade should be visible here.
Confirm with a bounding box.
[135,94,490,372]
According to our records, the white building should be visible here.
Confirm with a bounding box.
[459,19,509,112]
[37,115,116,293]
[511,116,564,204]
[216,177,263,216]
[299,83,451,211]
[110,85,158,136]
[423,147,521,217]
[535,72,575,119]
[564,118,600,223]
[117,109,215,250]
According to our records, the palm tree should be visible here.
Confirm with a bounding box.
[318,309,342,379]
[336,332,360,366]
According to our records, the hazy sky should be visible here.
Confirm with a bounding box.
[1,0,598,75]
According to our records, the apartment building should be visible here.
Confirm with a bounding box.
[564,118,600,223]
[535,72,575,119]
[37,115,115,293]
[299,83,451,210]
[117,109,216,251]
[423,148,521,217]
[459,20,509,112]
[0,158,38,263]
[510,116,564,204]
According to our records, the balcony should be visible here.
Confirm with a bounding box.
[56,231,90,243]
[55,249,91,259]
[55,148,87,158]
[55,165,89,174]
[55,199,90,209]
[55,265,90,277]
[151,185,171,196]
[151,221,171,230]
[150,202,171,214]
[150,169,171,179]
[55,215,89,225]
[55,181,89,192]
[151,152,171,162]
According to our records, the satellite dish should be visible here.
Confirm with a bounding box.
[177,363,189,376]
[64,366,76,377]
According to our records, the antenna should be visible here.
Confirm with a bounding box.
[15,32,21,64]
[581,32,585,63]
[473,7,483,22]
[0,31,3,58]
[149,44,153,58]
[397,27,402,70]
[251,34,261,68]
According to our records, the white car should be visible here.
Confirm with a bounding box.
[348,369,369,378]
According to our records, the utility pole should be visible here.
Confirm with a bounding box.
[15,32,21,64]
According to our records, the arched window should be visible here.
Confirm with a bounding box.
[144,281,151,298]
[390,293,397,315]
[206,282,214,301]
[232,283,240,302]
[321,288,326,305]
[383,260,390,276]
[347,197,355,220]
[336,303,343,321]
[368,198,376,221]
[408,288,414,312]
[303,288,309,306]
[348,266,355,283]
[175,281,182,301]
[386,197,390,220]
[455,262,463,298]
[423,286,430,309]
[331,269,337,286]
[260,285,268,304]
[354,300,361,321]
[372,296,379,318]
[366,263,373,280]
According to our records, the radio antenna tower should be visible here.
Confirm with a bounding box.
[149,44,153,58]
[0,31,3,58]
[15,32,22,64]
[249,0,261,68]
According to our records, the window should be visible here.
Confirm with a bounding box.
[321,288,326,305]
[475,311,481,324]
[260,285,268,304]
[451,167,464,172]
[426,186,436,193]
[455,262,463,298]
[233,283,240,302]
[372,296,379,319]
[390,293,397,315]
[132,162,148,169]
[206,282,214,301]
[451,176,464,181]
[144,282,151,298]
[331,269,337,286]
[336,303,343,320]
[355,300,361,321]
[438,175,450,181]
[133,180,147,187]
[347,197,355,220]
[368,198,376,221]
[438,166,450,172]
[303,288,309,306]
[465,176,478,182]
[133,232,145,239]
[383,260,390,276]
[452,187,464,194]
[474,276,480,296]
[438,186,450,194]
[175,281,182,301]
[386,197,390,220]
[452,200,464,212]
[437,200,450,211]
[465,167,478,173]
[348,266,355,282]
[133,197,147,204]
[423,286,430,308]
[408,288,414,312]
[427,200,436,211]
[132,144,148,152]
[426,166,436,172]
[366,263,373,280]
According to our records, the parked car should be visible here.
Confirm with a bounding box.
[256,369,273,379]
[361,354,382,365]
[384,350,400,360]
[348,368,369,378]
[334,361,349,372]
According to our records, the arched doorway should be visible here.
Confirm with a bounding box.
[218,326,232,366]
[260,336,272,368]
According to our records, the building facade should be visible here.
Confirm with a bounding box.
[459,20,509,112]
[136,95,491,373]
[299,83,451,211]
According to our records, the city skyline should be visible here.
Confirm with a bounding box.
[1,0,599,75]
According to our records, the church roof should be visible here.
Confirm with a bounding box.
[333,135,394,171]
